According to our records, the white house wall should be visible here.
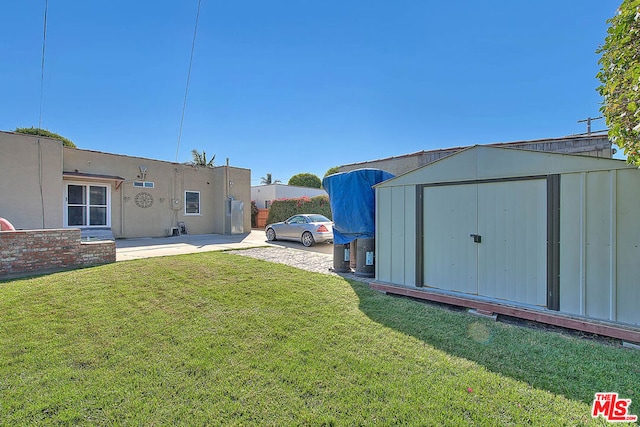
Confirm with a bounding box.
[560,169,640,326]
[252,185,277,209]
[251,184,327,209]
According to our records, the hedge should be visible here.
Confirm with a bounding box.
[266,196,332,225]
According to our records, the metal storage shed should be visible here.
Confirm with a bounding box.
[372,145,640,341]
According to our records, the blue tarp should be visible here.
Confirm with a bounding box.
[322,168,395,244]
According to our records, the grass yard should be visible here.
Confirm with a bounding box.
[1,252,638,426]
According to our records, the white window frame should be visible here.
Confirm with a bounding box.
[185,190,201,215]
[133,181,155,188]
[64,182,111,228]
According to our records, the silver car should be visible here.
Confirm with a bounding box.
[265,214,333,247]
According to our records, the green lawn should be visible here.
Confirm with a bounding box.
[0,252,638,426]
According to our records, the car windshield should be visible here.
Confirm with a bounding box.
[307,214,330,223]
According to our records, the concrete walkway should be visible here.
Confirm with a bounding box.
[115,230,273,261]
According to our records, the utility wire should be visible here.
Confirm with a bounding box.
[38,0,49,228]
[39,0,49,129]
[175,0,202,162]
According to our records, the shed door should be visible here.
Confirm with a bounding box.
[423,184,478,294]
[423,180,547,307]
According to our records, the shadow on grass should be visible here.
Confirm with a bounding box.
[346,279,640,413]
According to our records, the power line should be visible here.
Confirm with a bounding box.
[577,116,603,134]
[175,0,202,162]
[38,0,49,228]
[39,0,49,129]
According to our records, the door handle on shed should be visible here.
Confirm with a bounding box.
[470,234,482,243]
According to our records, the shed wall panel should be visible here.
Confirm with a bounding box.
[376,187,393,283]
[585,171,612,320]
[375,186,417,287]
[559,173,585,315]
[615,169,640,325]
[403,186,417,287]
[390,187,406,284]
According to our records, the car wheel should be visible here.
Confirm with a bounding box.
[266,228,276,241]
[301,231,315,247]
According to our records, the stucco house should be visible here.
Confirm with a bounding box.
[251,183,327,209]
[337,133,614,176]
[0,130,251,239]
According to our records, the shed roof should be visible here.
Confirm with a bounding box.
[376,145,634,188]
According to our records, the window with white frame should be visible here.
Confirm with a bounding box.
[65,183,110,227]
[185,191,200,215]
[133,181,154,188]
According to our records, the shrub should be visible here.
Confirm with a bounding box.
[288,173,321,188]
[14,127,76,148]
[266,195,332,225]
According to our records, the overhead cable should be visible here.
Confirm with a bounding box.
[39,0,49,129]
[175,0,202,162]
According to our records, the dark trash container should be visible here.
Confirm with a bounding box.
[355,238,375,277]
[333,243,351,273]
[349,240,357,270]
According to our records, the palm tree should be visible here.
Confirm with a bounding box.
[191,149,215,167]
[260,173,281,185]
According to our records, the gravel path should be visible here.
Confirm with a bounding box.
[230,246,369,283]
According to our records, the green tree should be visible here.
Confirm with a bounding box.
[14,127,76,148]
[190,149,215,167]
[597,0,640,165]
[260,173,281,185]
[324,166,340,177]
[288,173,321,188]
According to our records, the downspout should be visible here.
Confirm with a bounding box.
[120,183,125,236]
[37,138,45,228]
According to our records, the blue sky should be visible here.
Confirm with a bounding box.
[1,1,620,184]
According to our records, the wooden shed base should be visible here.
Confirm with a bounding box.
[370,282,640,344]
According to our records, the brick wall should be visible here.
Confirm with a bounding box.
[0,229,116,278]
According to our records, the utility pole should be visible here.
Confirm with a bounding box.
[577,116,603,134]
